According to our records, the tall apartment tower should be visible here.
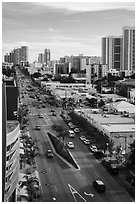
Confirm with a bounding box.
[13,48,21,65]
[102,36,123,71]
[44,49,50,65]
[38,53,44,64]
[123,26,135,72]
[21,46,28,63]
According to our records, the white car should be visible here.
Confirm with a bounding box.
[83,139,90,145]
[74,128,80,133]
[90,145,98,152]
[79,136,86,141]
[67,142,74,149]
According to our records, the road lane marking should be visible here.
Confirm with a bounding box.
[68,184,87,202]
[49,168,51,172]
[94,171,99,177]
[84,192,94,197]
[55,186,58,192]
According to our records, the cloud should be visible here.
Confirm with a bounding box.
[49,27,55,32]
[34,2,135,12]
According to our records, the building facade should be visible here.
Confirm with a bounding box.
[44,49,50,65]
[123,26,135,73]
[102,36,123,71]
[2,78,20,202]
[38,53,44,64]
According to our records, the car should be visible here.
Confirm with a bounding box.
[46,150,54,158]
[67,142,74,149]
[93,150,106,159]
[52,112,56,116]
[79,136,86,141]
[37,106,41,109]
[68,130,75,138]
[51,109,55,112]
[93,180,106,193]
[39,114,43,118]
[74,128,80,133]
[36,125,41,130]
[42,104,45,108]
[83,139,90,145]
[89,145,98,153]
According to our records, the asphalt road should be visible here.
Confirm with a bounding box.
[19,76,133,202]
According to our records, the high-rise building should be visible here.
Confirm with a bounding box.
[4,53,10,63]
[123,26,135,72]
[44,49,50,65]
[20,46,28,64]
[13,48,21,65]
[102,36,123,71]
[4,46,28,66]
[38,53,44,64]
[2,77,20,202]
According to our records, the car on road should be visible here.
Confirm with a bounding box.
[46,150,54,158]
[79,136,86,141]
[68,130,75,138]
[93,150,106,159]
[93,180,106,193]
[39,114,44,118]
[36,125,41,130]
[89,145,98,153]
[74,128,80,133]
[51,109,55,112]
[67,142,74,149]
[83,139,90,145]
[52,112,56,116]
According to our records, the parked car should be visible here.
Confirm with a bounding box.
[67,142,74,149]
[79,136,86,141]
[74,128,80,133]
[68,130,75,138]
[46,150,54,158]
[36,125,41,130]
[89,145,98,153]
[93,150,106,159]
[52,112,56,116]
[39,114,44,118]
[93,180,106,193]
[83,139,90,145]
[51,109,55,112]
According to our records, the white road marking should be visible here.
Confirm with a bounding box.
[55,186,58,192]
[84,191,94,197]
[94,171,99,177]
[68,184,87,202]
[49,168,51,172]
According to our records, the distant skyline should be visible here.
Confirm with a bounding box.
[2,1,135,62]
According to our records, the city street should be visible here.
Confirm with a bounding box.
[20,86,133,202]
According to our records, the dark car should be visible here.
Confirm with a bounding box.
[93,180,106,193]
[46,150,54,158]
[93,150,107,159]
[107,164,119,175]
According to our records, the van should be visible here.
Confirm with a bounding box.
[68,130,75,138]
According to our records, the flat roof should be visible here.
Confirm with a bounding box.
[82,111,135,125]
[6,121,19,134]
[102,124,135,133]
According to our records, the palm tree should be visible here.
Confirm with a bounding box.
[57,130,69,144]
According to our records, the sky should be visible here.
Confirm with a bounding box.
[2,1,135,62]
